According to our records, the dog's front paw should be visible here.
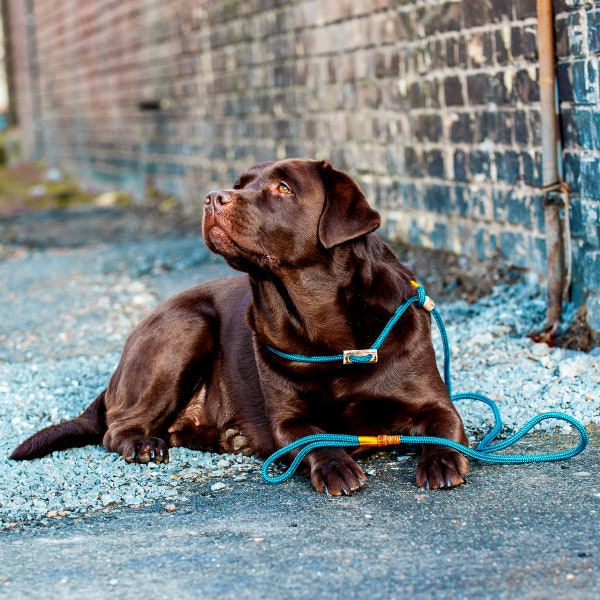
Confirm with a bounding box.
[121,437,170,464]
[416,449,468,490]
[310,452,366,496]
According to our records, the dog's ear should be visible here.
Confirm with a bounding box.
[317,161,381,249]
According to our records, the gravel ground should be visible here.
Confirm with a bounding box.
[1,206,599,531]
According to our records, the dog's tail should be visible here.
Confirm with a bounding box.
[10,391,107,460]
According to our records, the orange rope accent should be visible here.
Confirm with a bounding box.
[358,435,402,447]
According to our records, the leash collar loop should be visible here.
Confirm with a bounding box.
[266,280,426,364]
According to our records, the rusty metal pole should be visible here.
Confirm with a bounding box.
[536,0,565,339]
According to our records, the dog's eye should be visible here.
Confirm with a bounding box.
[277,182,292,195]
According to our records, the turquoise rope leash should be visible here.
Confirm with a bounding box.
[261,283,589,485]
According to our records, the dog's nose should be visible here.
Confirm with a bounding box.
[205,190,232,211]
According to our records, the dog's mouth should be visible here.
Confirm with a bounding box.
[204,223,238,254]
[204,223,278,267]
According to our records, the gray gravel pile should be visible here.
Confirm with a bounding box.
[1,353,262,529]
[1,227,599,530]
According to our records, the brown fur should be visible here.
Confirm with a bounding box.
[11,159,469,495]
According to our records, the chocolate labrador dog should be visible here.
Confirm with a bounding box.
[11,159,469,495]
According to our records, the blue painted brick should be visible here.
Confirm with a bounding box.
[450,113,474,143]
[588,10,600,53]
[581,200,600,247]
[530,237,546,273]
[401,183,420,210]
[475,228,487,261]
[570,243,586,306]
[587,292,600,331]
[453,150,468,182]
[408,220,424,247]
[424,184,453,213]
[593,111,600,150]
[472,187,489,218]
[431,222,448,249]
[405,148,424,177]
[469,151,491,179]
[532,193,545,232]
[474,228,498,261]
[557,62,573,102]
[584,252,600,290]
[582,158,600,200]
[493,188,507,221]
[456,223,475,256]
[572,59,599,104]
[521,152,541,186]
[568,11,586,57]
[568,196,584,239]
[560,107,577,146]
[489,233,498,254]
[500,231,527,268]
[495,151,520,182]
[563,152,582,194]
[514,110,529,144]
[425,150,445,178]
[506,193,532,226]
[455,185,470,216]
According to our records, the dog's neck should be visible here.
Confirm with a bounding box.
[250,261,355,349]
[247,236,412,352]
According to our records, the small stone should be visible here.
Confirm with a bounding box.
[211,482,227,492]
[530,343,551,357]
[165,504,177,513]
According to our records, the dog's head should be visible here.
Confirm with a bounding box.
[202,159,380,272]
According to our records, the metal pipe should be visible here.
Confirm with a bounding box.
[536,0,565,339]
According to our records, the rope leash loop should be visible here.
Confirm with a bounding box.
[260,413,589,483]
[261,283,589,485]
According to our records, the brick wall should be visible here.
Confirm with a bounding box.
[5,0,600,334]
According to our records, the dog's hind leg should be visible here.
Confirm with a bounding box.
[101,289,220,464]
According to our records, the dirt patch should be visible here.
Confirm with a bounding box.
[0,163,96,216]
[554,306,597,352]
[389,242,525,304]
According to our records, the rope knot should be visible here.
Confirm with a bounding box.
[411,281,435,312]
[415,284,427,307]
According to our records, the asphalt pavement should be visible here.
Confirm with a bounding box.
[0,205,598,599]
